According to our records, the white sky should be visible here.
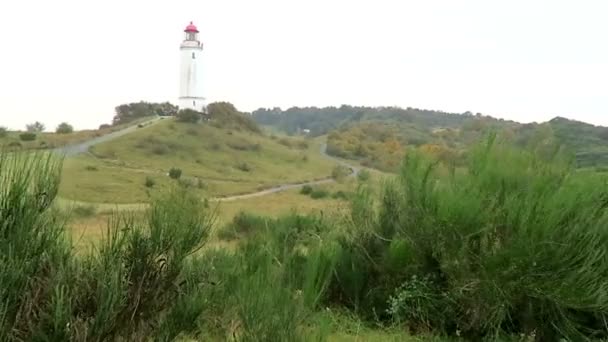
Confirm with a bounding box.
[0,0,607,130]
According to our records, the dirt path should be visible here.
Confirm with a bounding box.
[55,123,359,208]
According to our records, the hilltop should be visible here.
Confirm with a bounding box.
[58,107,336,204]
[253,106,608,169]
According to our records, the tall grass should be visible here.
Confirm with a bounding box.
[326,134,608,340]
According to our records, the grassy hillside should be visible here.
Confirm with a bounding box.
[58,118,336,203]
[253,106,608,169]
[0,116,155,151]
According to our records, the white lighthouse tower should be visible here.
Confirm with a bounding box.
[179,22,205,112]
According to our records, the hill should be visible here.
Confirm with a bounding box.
[253,106,608,169]
[58,117,336,204]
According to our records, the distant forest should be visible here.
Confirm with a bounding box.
[252,106,608,169]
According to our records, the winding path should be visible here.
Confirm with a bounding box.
[55,120,360,206]
[53,117,163,157]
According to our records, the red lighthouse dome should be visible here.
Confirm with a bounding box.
[184,21,199,33]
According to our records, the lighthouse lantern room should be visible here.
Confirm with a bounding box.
[179,21,205,112]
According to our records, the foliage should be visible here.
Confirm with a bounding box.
[19,132,37,141]
[112,101,176,125]
[0,151,215,340]
[168,167,182,179]
[55,122,74,134]
[26,121,45,133]
[324,135,608,340]
[236,162,253,172]
[208,101,262,134]
[0,126,7,138]
[327,123,407,172]
[357,169,371,182]
[176,108,202,123]
[145,176,155,188]
[300,184,314,195]
[310,189,329,199]
[331,165,351,182]
[256,105,608,169]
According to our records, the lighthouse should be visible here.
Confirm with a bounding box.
[179,22,205,112]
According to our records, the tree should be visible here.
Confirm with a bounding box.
[112,101,177,125]
[26,122,45,133]
[176,109,201,123]
[0,126,7,138]
[55,122,74,134]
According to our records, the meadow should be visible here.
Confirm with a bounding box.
[3,133,608,340]
[58,119,336,203]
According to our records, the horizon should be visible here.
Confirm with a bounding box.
[1,0,607,130]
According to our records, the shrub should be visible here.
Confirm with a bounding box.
[176,108,201,123]
[217,212,267,241]
[310,189,329,199]
[331,165,351,182]
[356,169,371,182]
[0,126,7,138]
[210,142,221,150]
[186,127,199,136]
[178,178,195,188]
[19,132,36,141]
[326,135,608,340]
[235,162,252,172]
[331,190,351,200]
[8,141,21,148]
[99,123,111,130]
[145,176,155,188]
[85,165,98,171]
[300,185,314,195]
[196,178,206,189]
[169,167,182,179]
[55,122,74,134]
[152,144,170,155]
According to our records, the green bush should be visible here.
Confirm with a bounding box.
[85,165,98,171]
[152,143,170,155]
[176,108,202,123]
[356,169,371,182]
[331,165,351,182]
[145,176,155,188]
[236,162,252,172]
[325,134,608,340]
[331,190,351,200]
[310,189,329,199]
[0,126,7,138]
[169,167,182,179]
[19,132,36,141]
[300,185,313,195]
[0,153,215,341]
[217,212,267,241]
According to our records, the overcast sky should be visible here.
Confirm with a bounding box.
[0,0,607,130]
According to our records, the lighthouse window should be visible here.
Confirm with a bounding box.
[192,52,196,59]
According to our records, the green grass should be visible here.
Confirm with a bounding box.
[57,119,335,203]
[0,116,156,150]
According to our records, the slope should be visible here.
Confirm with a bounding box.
[58,118,336,203]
